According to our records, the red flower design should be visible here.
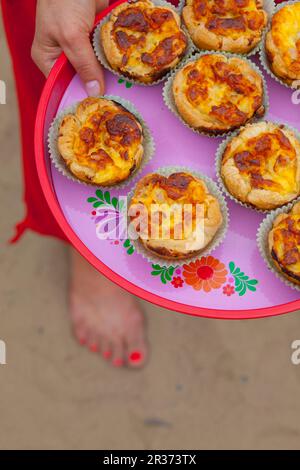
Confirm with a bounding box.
[223,284,235,296]
[171,276,184,288]
[182,256,228,292]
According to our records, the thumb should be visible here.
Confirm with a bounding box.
[63,32,105,96]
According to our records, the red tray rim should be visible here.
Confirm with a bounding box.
[34,0,300,320]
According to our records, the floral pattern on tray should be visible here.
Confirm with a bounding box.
[87,190,258,297]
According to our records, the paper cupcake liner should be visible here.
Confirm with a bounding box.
[259,0,300,90]
[48,95,155,189]
[257,201,300,292]
[162,50,270,139]
[177,0,275,57]
[126,165,229,267]
[92,0,195,87]
[215,120,300,214]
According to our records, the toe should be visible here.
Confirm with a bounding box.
[72,320,88,347]
[125,324,148,368]
[100,337,113,361]
[126,342,148,368]
[111,338,125,368]
[87,331,101,353]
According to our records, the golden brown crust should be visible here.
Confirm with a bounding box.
[182,0,267,54]
[268,201,300,285]
[266,2,300,86]
[58,97,143,186]
[173,53,265,133]
[128,171,223,259]
[221,122,300,210]
[101,0,188,83]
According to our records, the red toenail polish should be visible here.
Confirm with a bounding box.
[129,351,142,362]
[103,351,112,360]
[79,338,86,346]
[113,358,124,367]
[89,344,99,353]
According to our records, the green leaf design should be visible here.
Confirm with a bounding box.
[88,189,123,212]
[96,189,104,200]
[112,197,119,209]
[124,239,131,248]
[123,239,135,255]
[104,191,111,204]
[229,261,258,297]
[150,264,176,285]
[118,78,133,88]
[93,201,105,208]
[118,199,125,212]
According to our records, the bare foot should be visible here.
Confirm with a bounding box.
[69,248,148,368]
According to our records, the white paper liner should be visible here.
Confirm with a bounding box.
[127,165,229,266]
[215,120,300,213]
[259,0,300,90]
[257,201,300,291]
[162,50,270,139]
[48,95,155,189]
[177,0,275,57]
[92,0,195,87]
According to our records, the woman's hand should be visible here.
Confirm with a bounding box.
[31,0,108,96]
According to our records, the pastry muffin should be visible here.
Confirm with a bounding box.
[101,0,188,84]
[221,122,300,210]
[268,202,300,286]
[172,53,265,134]
[128,171,223,259]
[58,97,144,186]
[266,2,300,86]
[183,0,268,54]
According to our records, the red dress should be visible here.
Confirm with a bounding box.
[1,0,283,243]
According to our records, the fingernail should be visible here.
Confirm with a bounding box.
[85,80,101,97]
[129,351,142,363]
[103,350,112,360]
[113,358,124,368]
[89,344,99,353]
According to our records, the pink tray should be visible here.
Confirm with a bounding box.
[35,0,300,319]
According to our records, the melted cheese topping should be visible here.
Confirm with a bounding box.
[269,2,300,77]
[190,0,266,39]
[272,213,300,278]
[130,173,207,240]
[111,0,187,78]
[230,129,298,194]
[181,54,263,127]
[58,98,143,185]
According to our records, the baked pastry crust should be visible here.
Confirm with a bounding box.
[266,2,300,86]
[129,172,223,259]
[172,53,265,134]
[101,0,188,83]
[268,201,300,285]
[58,97,143,185]
[221,122,300,210]
[183,0,267,54]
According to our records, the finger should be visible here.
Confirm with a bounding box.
[63,33,105,96]
[95,0,109,13]
[31,42,60,77]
